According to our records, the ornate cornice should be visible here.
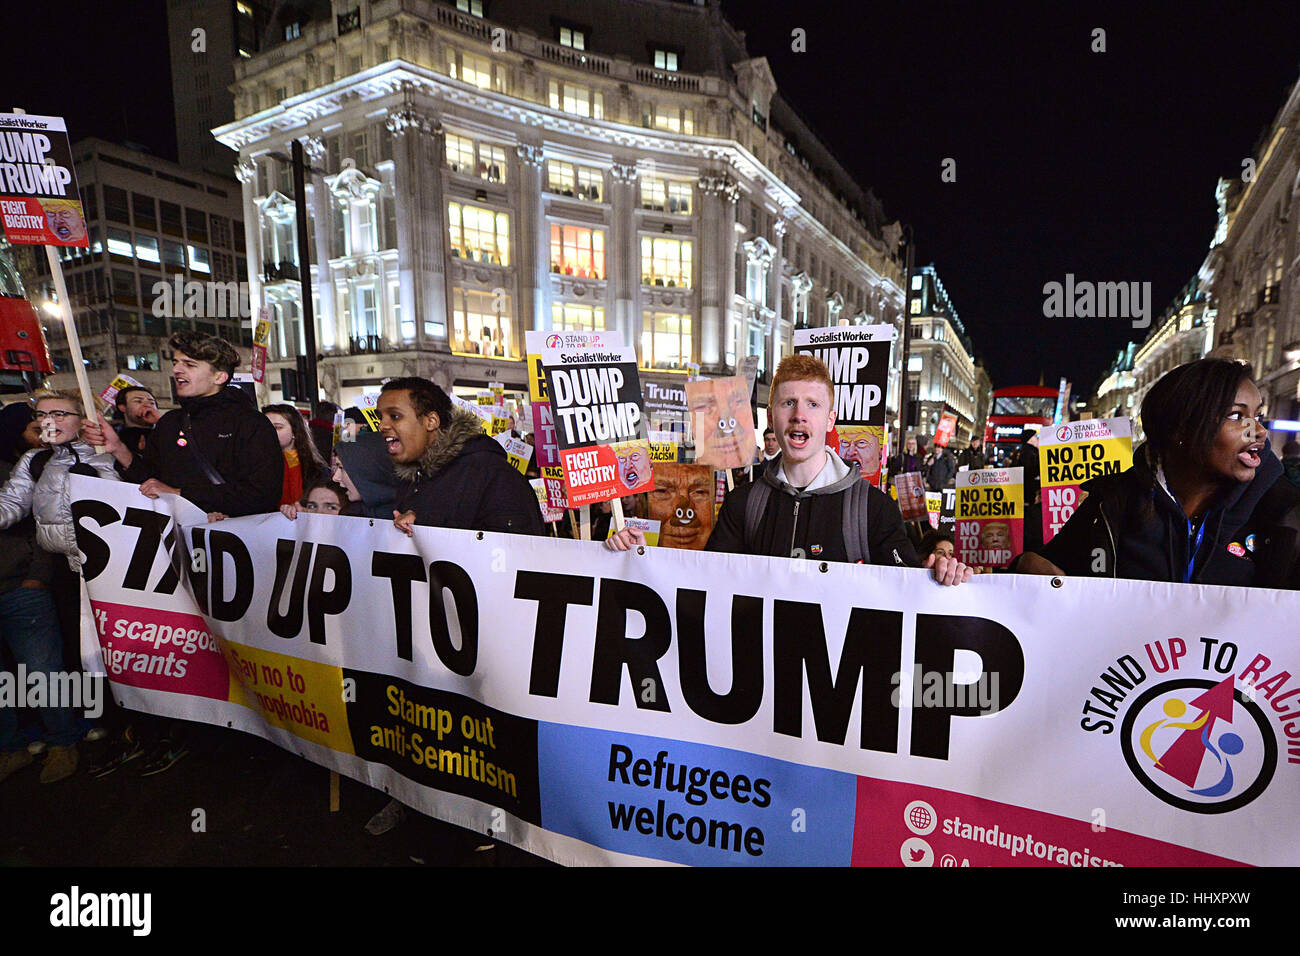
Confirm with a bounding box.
[515,144,544,168]
[698,173,739,203]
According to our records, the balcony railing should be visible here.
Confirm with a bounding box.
[264,262,301,283]
[349,334,384,355]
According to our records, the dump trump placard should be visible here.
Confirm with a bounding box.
[1038,418,1133,543]
[540,343,652,507]
[792,325,894,427]
[0,113,88,247]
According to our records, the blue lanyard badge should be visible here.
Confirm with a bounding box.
[1185,517,1207,584]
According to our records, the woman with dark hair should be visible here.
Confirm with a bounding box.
[264,404,328,507]
[1014,359,1300,588]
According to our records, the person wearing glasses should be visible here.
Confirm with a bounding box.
[0,389,119,785]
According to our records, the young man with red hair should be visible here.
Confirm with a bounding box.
[610,354,973,585]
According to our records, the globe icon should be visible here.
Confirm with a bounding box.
[908,805,933,832]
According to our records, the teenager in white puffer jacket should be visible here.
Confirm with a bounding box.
[0,389,119,570]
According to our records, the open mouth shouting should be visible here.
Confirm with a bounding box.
[1238,441,1263,469]
[784,428,811,452]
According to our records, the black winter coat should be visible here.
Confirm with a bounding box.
[706,451,920,566]
[1027,444,1300,589]
[394,408,544,535]
[120,386,284,516]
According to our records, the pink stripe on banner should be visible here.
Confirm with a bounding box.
[851,777,1247,867]
[91,600,230,702]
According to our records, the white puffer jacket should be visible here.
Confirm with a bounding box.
[0,440,120,569]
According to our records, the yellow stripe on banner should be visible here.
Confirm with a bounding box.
[223,640,354,755]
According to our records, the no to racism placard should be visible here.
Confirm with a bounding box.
[956,468,1024,569]
[1038,418,1133,543]
[0,113,88,247]
[793,325,893,486]
[71,476,1300,867]
[541,342,651,507]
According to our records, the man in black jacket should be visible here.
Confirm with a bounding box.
[82,332,284,775]
[86,332,283,518]
[385,376,543,536]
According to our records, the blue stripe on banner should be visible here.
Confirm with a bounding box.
[538,722,857,865]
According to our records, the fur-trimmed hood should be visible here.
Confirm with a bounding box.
[394,407,492,481]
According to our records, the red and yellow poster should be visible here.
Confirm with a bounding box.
[955,467,1024,569]
[0,113,88,247]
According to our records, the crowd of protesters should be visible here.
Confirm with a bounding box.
[1,329,1299,865]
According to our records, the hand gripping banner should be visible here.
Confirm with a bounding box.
[72,476,1300,866]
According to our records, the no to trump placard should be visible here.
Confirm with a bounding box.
[1038,418,1133,543]
[956,468,1024,569]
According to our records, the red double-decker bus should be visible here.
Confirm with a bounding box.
[0,294,53,394]
[983,385,1057,465]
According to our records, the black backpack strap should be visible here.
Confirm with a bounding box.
[28,448,53,483]
[743,478,773,553]
[841,479,872,564]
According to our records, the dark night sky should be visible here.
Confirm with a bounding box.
[4,1,1300,393]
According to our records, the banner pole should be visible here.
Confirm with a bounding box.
[725,469,735,492]
[610,497,625,533]
[580,504,590,541]
[44,245,102,452]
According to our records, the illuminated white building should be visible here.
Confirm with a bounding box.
[905,264,979,445]
[213,0,907,410]
[1200,66,1300,448]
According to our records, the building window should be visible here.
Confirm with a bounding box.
[642,104,694,135]
[447,202,509,266]
[447,49,498,91]
[653,50,678,71]
[162,240,186,271]
[210,216,231,249]
[546,160,602,201]
[135,235,160,265]
[285,22,301,41]
[553,302,605,331]
[752,104,767,131]
[747,320,766,378]
[392,281,410,341]
[640,177,691,214]
[188,246,211,274]
[445,133,506,182]
[451,287,515,358]
[106,228,133,259]
[641,312,691,370]
[456,0,484,16]
[640,237,692,288]
[548,80,604,119]
[550,225,605,280]
[186,208,208,243]
[558,26,586,50]
[104,186,129,224]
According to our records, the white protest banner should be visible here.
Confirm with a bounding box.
[73,476,1300,867]
[1039,418,1133,543]
[541,342,651,507]
[956,468,1024,570]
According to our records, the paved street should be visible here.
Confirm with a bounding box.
[0,728,552,868]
